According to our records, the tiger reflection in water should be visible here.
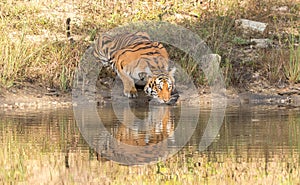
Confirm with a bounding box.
[114,106,175,146]
[91,105,177,164]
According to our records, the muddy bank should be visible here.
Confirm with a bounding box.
[1,82,299,111]
[0,83,72,110]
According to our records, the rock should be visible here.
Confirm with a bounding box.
[277,85,300,96]
[47,88,57,93]
[291,95,300,106]
[235,19,268,34]
[11,89,17,94]
[250,38,272,48]
[271,6,289,12]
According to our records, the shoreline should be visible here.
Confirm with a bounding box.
[1,83,299,111]
[0,84,72,110]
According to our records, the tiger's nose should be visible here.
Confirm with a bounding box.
[162,95,170,103]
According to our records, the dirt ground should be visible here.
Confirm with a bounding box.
[0,83,72,109]
[1,81,300,111]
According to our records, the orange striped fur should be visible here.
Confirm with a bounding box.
[94,32,176,103]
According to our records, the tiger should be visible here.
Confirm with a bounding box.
[93,31,178,104]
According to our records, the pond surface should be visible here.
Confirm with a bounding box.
[0,104,299,184]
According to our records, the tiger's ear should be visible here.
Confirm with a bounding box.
[138,72,151,81]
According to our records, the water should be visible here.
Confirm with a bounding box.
[202,107,300,162]
[0,105,299,183]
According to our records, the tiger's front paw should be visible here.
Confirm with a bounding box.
[124,87,138,98]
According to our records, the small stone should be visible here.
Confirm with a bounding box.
[250,38,272,48]
[278,6,289,11]
[235,19,268,34]
[271,6,289,12]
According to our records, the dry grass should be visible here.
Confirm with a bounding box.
[0,0,299,90]
[0,0,299,89]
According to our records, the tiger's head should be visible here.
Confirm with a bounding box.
[144,68,176,104]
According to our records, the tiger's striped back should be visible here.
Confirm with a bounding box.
[111,41,169,75]
[93,32,151,66]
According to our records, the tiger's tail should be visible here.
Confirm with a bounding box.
[66,18,74,44]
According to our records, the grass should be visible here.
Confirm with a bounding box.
[0,33,84,90]
[260,36,300,85]
[284,35,300,83]
[0,0,299,90]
